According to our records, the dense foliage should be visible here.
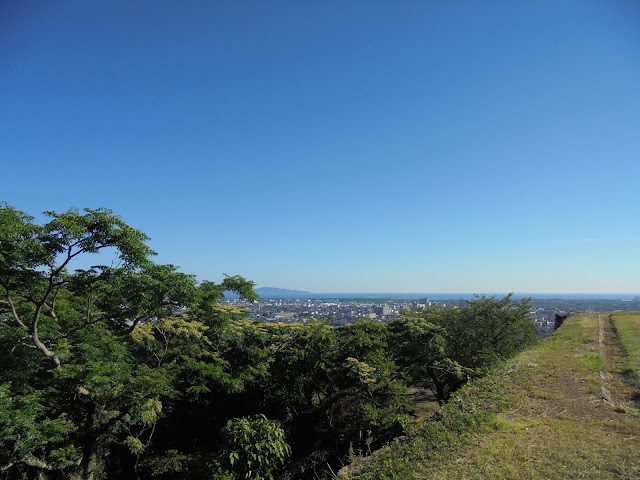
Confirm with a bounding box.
[0,205,536,479]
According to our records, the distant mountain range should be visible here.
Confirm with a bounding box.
[254,287,313,298]
[252,288,429,299]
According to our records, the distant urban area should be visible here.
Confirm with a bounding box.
[223,294,640,337]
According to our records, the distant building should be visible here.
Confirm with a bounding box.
[373,304,392,316]
[412,301,429,309]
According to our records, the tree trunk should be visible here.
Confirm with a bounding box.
[71,403,107,480]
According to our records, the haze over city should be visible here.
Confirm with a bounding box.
[2,1,639,294]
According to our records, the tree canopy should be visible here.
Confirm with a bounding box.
[1,204,537,480]
[0,205,259,479]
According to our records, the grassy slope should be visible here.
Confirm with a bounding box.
[612,312,640,387]
[338,314,640,479]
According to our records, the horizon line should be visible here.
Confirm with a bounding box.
[256,288,639,295]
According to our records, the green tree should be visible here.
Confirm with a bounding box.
[391,295,537,403]
[0,205,257,479]
[389,315,467,403]
[254,320,410,476]
[220,414,291,480]
[433,294,537,371]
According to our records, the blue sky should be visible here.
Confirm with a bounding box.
[2,1,639,293]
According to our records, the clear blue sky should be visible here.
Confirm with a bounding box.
[2,1,639,294]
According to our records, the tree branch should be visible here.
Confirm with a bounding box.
[45,284,64,329]
[31,303,61,368]
[3,293,27,329]
[21,454,55,471]
[125,317,143,335]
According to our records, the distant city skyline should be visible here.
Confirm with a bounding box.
[2,1,639,293]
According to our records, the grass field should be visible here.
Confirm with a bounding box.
[338,314,640,479]
[611,312,640,387]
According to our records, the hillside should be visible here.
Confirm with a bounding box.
[338,312,640,479]
[254,287,313,297]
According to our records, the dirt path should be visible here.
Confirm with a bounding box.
[497,314,616,423]
[599,314,614,405]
